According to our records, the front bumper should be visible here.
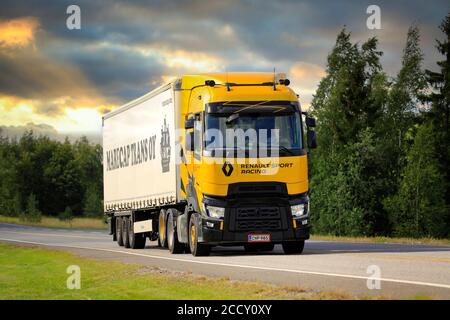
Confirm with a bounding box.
[198,190,310,245]
[200,218,310,245]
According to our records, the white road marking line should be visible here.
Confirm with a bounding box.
[1,237,450,290]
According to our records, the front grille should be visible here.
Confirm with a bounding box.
[236,219,281,231]
[236,185,278,193]
[236,207,280,219]
[232,207,283,231]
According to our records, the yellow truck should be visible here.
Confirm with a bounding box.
[103,72,317,256]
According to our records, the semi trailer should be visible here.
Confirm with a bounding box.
[103,72,317,256]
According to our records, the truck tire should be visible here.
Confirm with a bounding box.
[158,209,168,248]
[282,240,305,254]
[244,243,275,253]
[116,217,124,247]
[167,209,184,254]
[128,217,146,249]
[123,216,131,248]
[189,214,210,256]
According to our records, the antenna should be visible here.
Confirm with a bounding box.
[273,67,276,91]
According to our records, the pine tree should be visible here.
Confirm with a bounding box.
[59,206,74,222]
[384,123,447,237]
[21,193,42,223]
[310,29,388,236]
[83,184,103,217]
[422,13,450,214]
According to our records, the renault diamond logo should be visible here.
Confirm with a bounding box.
[222,161,233,177]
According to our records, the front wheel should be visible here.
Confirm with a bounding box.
[189,214,210,256]
[282,240,305,254]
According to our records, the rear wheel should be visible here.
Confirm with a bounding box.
[282,240,305,254]
[128,216,146,249]
[189,214,210,256]
[122,216,131,248]
[158,209,168,248]
[115,217,124,247]
[167,209,184,254]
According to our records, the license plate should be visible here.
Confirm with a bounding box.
[248,234,271,242]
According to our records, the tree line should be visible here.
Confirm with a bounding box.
[0,132,103,221]
[309,13,450,238]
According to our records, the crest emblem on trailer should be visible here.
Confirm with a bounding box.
[160,117,171,173]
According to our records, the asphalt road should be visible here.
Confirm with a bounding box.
[1,222,450,299]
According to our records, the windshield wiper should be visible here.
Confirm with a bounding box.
[277,146,295,155]
[257,143,295,155]
[226,113,239,124]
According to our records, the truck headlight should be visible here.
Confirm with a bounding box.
[291,203,307,217]
[206,205,225,219]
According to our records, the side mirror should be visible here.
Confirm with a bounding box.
[185,117,195,129]
[307,130,317,149]
[305,117,316,128]
[185,131,195,152]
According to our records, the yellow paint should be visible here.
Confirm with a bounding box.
[177,72,307,210]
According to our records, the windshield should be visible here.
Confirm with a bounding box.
[204,101,304,157]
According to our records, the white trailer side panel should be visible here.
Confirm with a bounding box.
[103,86,176,209]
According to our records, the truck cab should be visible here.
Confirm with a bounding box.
[176,73,316,255]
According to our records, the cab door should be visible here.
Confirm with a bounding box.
[185,112,203,212]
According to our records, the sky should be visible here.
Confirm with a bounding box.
[0,0,448,141]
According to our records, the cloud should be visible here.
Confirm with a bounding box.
[0,49,117,117]
[0,0,449,137]
[0,95,104,136]
[289,62,326,109]
[0,16,39,49]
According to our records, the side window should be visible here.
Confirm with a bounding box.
[194,113,202,160]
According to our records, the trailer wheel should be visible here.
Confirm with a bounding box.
[167,209,184,254]
[122,216,131,248]
[116,216,124,246]
[282,240,305,254]
[158,209,168,248]
[128,216,146,249]
[189,214,210,256]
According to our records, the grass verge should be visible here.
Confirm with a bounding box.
[0,242,389,300]
[0,215,106,230]
[311,234,450,246]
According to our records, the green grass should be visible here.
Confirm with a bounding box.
[310,234,450,246]
[0,215,107,230]
[0,243,387,300]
